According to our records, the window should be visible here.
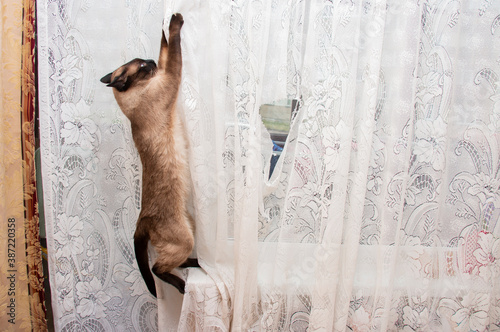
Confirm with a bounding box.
[260,98,300,177]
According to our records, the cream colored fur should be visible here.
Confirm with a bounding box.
[101,13,194,296]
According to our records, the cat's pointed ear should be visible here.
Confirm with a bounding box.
[100,73,113,84]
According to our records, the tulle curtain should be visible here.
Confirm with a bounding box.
[38,0,500,331]
[37,0,164,330]
[169,0,500,330]
[1,0,46,330]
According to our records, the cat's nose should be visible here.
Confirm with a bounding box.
[146,60,156,66]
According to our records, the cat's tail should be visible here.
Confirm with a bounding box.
[134,229,157,298]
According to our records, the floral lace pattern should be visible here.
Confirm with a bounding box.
[38,0,164,330]
[38,0,500,331]
[171,0,500,331]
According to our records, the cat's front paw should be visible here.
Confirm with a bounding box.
[169,13,184,33]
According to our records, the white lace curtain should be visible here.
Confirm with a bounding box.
[39,0,500,331]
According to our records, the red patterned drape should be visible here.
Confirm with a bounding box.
[21,0,47,330]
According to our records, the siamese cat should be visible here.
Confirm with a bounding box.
[100,13,197,297]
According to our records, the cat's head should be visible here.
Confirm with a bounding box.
[100,58,157,92]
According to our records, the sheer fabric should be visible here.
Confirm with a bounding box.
[167,0,500,331]
[38,0,500,331]
[37,0,163,330]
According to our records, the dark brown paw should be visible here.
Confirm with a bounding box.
[152,266,186,294]
[169,13,184,32]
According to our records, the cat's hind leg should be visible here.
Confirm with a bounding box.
[179,258,200,268]
[151,239,192,294]
[152,258,198,294]
[152,257,198,294]
[152,266,186,294]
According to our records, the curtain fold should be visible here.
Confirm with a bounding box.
[37,0,500,331]
[21,0,48,329]
[167,0,500,331]
[1,0,46,330]
[0,0,31,328]
[37,0,164,330]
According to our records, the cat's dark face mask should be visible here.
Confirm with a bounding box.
[100,58,157,92]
